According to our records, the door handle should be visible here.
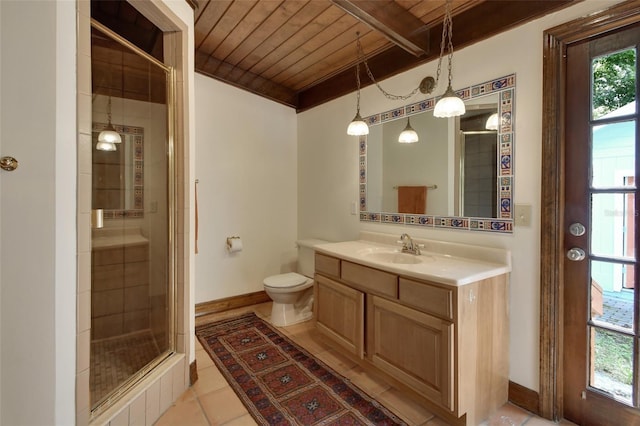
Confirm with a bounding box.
[0,156,18,171]
[567,247,586,261]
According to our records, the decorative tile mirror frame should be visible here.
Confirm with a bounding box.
[92,121,144,219]
[359,74,515,233]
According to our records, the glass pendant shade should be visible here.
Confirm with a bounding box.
[98,123,122,144]
[95,141,117,151]
[347,111,369,136]
[434,85,466,118]
[398,118,418,143]
[485,112,499,130]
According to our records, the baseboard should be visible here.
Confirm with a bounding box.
[195,290,271,316]
[509,381,540,416]
[189,360,198,385]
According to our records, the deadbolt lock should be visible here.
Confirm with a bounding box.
[569,222,586,237]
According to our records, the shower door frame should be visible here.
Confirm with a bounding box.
[89,19,177,417]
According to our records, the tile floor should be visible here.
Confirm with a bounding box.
[91,329,161,405]
[155,302,575,426]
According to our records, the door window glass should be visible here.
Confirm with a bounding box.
[591,121,635,188]
[587,46,637,408]
[592,48,636,120]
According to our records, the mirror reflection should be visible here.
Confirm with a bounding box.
[367,111,449,215]
[92,122,144,213]
[456,100,499,217]
[360,75,514,232]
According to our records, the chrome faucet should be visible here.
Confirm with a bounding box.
[398,233,422,255]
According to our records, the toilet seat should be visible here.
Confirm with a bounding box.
[263,272,312,290]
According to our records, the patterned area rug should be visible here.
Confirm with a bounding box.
[196,313,407,425]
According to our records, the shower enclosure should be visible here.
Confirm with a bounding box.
[89,21,175,412]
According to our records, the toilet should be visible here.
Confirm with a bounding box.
[263,239,327,327]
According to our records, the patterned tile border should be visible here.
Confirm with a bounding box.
[359,74,515,234]
[360,211,513,232]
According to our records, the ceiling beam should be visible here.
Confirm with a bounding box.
[297,0,577,112]
[331,0,430,57]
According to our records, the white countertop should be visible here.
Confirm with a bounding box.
[314,234,511,286]
[92,227,149,250]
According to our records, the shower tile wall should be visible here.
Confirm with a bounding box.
[91,243,150,338]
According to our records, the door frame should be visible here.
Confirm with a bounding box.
[540,0,640,420]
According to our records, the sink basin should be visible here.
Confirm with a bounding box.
[363,251,423,264]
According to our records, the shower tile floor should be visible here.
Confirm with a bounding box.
[91,329,161,405]
[155,302,577,426]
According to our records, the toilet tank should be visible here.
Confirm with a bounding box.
[297,239,328,278]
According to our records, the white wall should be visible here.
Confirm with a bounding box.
[0,1,77,424]
[298,0,625,392]
[0,1,194,424]
[194,74,298,303]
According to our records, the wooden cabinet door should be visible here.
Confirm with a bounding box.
[314,274,365,358]
[367,295,454,411]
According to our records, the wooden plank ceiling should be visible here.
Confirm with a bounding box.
[93,0,579,112]
[193,0,578,111]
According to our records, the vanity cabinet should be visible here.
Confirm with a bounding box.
[367,294,454,410]
[314,274,364,358]
[313,252,508,426]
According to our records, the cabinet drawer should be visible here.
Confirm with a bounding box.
[341,261,397,298]
[315,253,340,278]
[399,278,453,320]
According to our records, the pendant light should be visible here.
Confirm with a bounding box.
[347,33,369,136]
[433,0,465,118]
[97,95,122,151]
[345,31,440,137]
[398,117,419,143]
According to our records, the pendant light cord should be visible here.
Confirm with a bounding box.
[355,42,362,113]
[107,96,113,124]
[353,0,454,103]
[356,33,421,101]
[435,0,454,88]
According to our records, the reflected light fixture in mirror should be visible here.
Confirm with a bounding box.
[398,117,419,143]
[95,140,117,151]
[485,113,499,130]
[433,0,465,118]
[97,95,121,151]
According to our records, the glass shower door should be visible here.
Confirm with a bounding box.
[90,22,174,411]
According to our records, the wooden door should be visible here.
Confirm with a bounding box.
[367,295,454,411]
[563,24,640,425]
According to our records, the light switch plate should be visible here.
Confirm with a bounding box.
[514,204,532,227]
